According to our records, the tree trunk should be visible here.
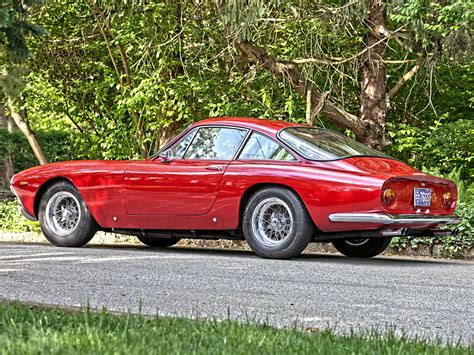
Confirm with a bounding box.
[0,105,14,132]
[157,122,181,151]
[359,1,389,150]
[7,98,48,165]
[0,105,5,127]
[2,153,15,188]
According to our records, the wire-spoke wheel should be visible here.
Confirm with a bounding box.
[243,187,313,259]
[251,197,294,248]
[39,181,97,247]
[45,191,81,236]
[332,237,392,258]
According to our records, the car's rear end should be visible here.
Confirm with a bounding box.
[277,126,462,242]
[327,164,461,238]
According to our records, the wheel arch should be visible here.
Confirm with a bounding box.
[238,182,320,232]
[34,177,77,217]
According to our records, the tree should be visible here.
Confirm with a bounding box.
[27,1,293,160]
[221,0,473,149]
[0,0,47,164]
[20,0,472,169]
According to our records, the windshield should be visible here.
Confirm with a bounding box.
[278,127,387,161]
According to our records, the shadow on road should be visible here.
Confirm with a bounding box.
[3,241,468,266]
[88,243,466,266]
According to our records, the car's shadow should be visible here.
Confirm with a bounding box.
[6,241,468,266]
[83,243,467,266]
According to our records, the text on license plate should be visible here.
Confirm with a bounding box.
[414,188,431,207]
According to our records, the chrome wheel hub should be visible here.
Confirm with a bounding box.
[251,197,294,247]
[45,191,81,236]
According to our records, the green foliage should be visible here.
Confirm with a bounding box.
[386,117,474,181]
[0,0,46,108]
[388,0,473,59]
[386,58,474,183]
[0,128,78,175]
[19,0,471,162]
[0,63,28,98]
[24,0,311,159]
[0,200,39,232]
[450,202,474,254]
[0,0,46,62]
[0,302,471,354]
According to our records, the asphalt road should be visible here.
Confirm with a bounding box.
[0,242,472,343]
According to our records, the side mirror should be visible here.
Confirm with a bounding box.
[158,150,172,163]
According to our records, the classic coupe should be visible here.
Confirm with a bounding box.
[10,117,461,259]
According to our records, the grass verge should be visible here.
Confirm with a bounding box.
[0,302,471,354]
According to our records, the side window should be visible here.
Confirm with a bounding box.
[168,128,197,159]
[184,127,247,160]
[239,132,295,161]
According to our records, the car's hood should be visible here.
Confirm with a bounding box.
[12,160,137,183]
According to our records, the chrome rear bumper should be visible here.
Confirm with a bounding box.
[328,213,461,226]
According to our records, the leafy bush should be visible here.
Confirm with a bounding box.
[0,200,40,233]
[387,117,474,182]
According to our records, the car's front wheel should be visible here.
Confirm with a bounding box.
[332,237,392,258]
[39,181,97,247]
[242,187,313,259]
[137,235,180,248]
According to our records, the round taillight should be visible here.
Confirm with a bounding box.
[443,191,453,208]
[383,188,395,205]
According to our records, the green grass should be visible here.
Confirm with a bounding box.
[0,302,471,354]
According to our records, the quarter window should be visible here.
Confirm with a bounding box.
[183,127,247,160]
[239,132,295,161]
[168,128,197,159]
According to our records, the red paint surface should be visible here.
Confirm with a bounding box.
[11,117,458,233]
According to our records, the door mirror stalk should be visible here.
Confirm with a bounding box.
[158,150,172,163]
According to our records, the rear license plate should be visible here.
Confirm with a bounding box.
[414,188,431,207]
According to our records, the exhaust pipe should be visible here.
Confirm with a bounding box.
[380,228,455,238]
[380,228,408,237]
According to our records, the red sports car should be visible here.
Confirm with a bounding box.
[10,117,461,259]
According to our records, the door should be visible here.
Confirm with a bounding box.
[123,126,248,215]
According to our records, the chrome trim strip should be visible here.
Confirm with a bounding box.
[232,128,253,161]
[328,213,462,225]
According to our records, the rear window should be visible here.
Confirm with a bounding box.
[278,127,387,161]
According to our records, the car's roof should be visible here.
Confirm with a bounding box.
[191,117,305,136]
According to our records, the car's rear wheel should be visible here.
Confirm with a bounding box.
[137,235,180,248]
[332,237,392,258]
[39,181,97,247]
[242,187,313,259]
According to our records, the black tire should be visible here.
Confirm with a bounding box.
[38,181,97,247]
[242,187,313,259]
[137,235,180,248]
[332,237,392,258]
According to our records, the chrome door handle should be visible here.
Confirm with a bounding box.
[205,165,223,171]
